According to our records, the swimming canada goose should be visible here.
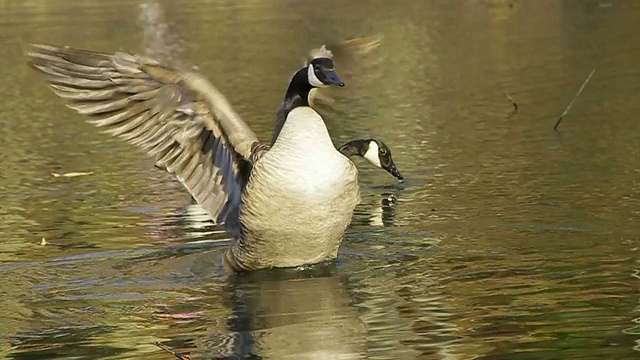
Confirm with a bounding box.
[27,42,393,272]
[338,138,403,181]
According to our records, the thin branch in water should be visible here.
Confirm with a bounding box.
[503,91,518,119]
[503,92,518,112]
[51,171,94,178]
[153,342,192,360]
[553,68,596,131]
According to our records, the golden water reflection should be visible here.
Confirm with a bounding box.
[1,0,640,359]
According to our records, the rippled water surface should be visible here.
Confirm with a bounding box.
[2,0,640,359]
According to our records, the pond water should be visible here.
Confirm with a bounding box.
[1,0,640,359]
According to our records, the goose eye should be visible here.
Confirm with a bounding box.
[380,150,388,156]
[314,65,321,71]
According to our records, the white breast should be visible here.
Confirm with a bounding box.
[268,107,354,191]
[274,107,336,150]
[233,106,361,270]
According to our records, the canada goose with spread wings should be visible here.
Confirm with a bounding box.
[27,42,370,271]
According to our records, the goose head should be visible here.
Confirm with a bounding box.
[339,139,404,182]
[282,57,345,113]
[307,57,345,88]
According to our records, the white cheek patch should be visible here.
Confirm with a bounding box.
[307,65,325,87]
[363,141,382,168]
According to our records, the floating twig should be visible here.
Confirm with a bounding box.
[51,171,94,178]
[503,92,519,119]
[38,237,97,249]
[503,92,518,112]
[553,68,596,131]
[153,342,192,360]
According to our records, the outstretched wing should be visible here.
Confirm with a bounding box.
[138,1,190,72]
[27,44,262,226]
[306,35,382,109]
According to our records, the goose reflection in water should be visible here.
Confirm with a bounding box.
[196,265,367,359]
[142,235,464,360]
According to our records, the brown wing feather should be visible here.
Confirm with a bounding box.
[307,35,383,109]
[27,44,259,225]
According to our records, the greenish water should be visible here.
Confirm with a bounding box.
[1,0,640,359]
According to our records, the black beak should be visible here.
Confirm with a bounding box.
[325,70,345,87]
[387,164,404,182]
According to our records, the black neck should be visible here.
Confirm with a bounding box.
[282,68,313,115]
[271,68,315,144]
[338,139,369,157]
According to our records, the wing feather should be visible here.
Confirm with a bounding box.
[307,35,383,109]
[27,44,262,226]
